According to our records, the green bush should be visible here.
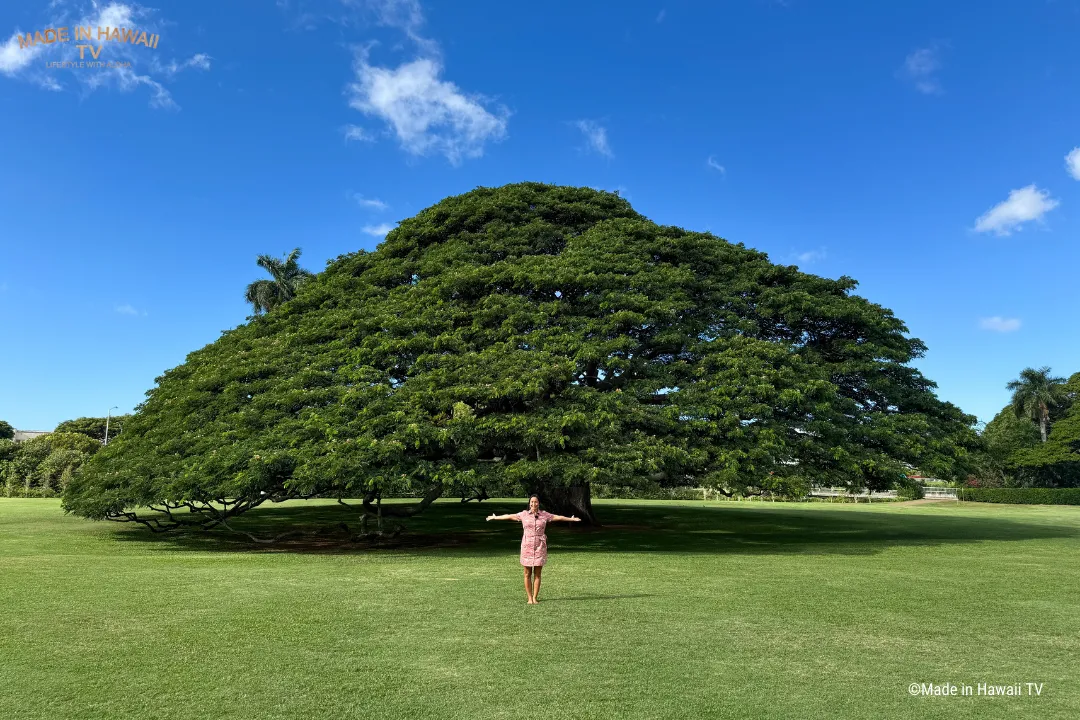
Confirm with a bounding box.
[894,476,925,500]
[958,487,1080,505]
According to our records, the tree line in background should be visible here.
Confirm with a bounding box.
[0,416,131,497]
[971,367,1080,488]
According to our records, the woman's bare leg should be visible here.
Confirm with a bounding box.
[532,566,542,602]
[523,566,534,603]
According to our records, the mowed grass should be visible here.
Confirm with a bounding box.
[2,498,1080,720]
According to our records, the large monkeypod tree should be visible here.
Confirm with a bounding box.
[65,183,978,534]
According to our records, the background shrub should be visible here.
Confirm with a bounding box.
[958,487,1080,505]
[894,476,925,500]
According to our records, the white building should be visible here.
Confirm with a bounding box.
[12,430,50,443]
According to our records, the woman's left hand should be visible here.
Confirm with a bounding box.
[570,515,580,522]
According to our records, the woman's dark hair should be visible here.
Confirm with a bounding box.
[527,494,540,512]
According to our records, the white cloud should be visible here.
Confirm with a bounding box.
[97,2,136,29]
[367,0,438,55]
[155,53,212,77]
[347,54,509,164]
[0,30,45,75]
[901,46,943,95]
[351,193,388,210]
[707,155,725,173]
[362,223,396,237]
[342,124,374,142]
[91,64,176,108]
[1065,147,1080,180]
[185,53,212,71]
[973,185,1059,236]
[0,2,209,108]
[574,119,613,158]
[115,303,147,316]
[796,249,826,264]
[979,317,1021,333]
[340,1,508,165]
[369,0,426,30]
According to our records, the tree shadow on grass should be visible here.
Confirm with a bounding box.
[104,499,1080,558]
[540,594,656,602]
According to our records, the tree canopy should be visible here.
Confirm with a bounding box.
[55,415,131,443]
[65,183,978,531]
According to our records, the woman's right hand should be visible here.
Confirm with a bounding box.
[486,514,497,521]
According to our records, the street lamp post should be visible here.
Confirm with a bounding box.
[104,406,119,446]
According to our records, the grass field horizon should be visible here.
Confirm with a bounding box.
[3,497,1079,719]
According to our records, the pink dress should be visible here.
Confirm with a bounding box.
[517,510,555,566]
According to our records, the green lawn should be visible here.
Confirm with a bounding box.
[2,498,1079,719]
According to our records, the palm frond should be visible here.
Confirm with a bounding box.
[245,279,281,314]
[248,247,312,314]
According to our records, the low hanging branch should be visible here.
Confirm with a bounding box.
[107,497,263,534]
[99,485,432,544]
[460,486,490,503]
[361,484,444,517]
[105,491,305,539]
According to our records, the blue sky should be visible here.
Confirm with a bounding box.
[2,0,1078,431]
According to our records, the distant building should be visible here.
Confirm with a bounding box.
[12,430,50,443]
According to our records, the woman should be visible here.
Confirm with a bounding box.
[487,495,581,604]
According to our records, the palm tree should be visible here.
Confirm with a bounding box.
[1007,366,1067,443]
[244,248,314,315]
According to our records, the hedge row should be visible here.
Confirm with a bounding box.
[959,487,1080,505]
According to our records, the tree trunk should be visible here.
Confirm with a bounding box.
[534,481,599,525]
[1040,404,1049,443]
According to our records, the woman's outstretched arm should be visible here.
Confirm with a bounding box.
[486,513,521,521]
[549,514,582,522]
